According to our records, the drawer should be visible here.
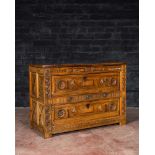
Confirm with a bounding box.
[53,99,120,133]
[52,90,120,105]
[54,99,120,121]
[52,72,120,96]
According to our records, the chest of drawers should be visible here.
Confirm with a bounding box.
[29,62,126,138]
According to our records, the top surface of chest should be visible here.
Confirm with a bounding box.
[30,62,126,74]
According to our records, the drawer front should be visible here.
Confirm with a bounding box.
[52,99,120,133]
[52,90,120,105]
[52,72,120,96]
[54,99,119,121]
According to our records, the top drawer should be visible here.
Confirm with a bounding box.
[52,72,120,96]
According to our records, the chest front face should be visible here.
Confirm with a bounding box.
[29,63,126,138]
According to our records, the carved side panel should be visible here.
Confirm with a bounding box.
[38,75,44,98]
[31,100,37,124]
[38,103,44,126]
[29,66,54,138]
[31,101,53,136]
[31,73,37,97]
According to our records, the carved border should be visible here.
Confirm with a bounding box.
[44,69,51,99]
[51,66,121,75]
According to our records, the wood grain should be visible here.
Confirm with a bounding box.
[29,62,126,138]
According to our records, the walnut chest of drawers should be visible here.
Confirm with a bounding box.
[29,62,126,138]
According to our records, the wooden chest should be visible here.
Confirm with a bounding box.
[29,62,126,138]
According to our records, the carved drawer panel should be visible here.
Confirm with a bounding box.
[52,73,120,96]
[54,99,119,121]
[52,90,120,105]
[52,99,120,133]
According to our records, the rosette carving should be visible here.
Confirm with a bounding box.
[58,80,66,90]
[57,109,66,118]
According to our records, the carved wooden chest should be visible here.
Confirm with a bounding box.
[29,62,126,138]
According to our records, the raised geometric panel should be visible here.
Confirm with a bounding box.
[38,75,44,98]
[54,99,119,121]
[32,100,37,124]
[52,73,120,96]
[31,73,36,97]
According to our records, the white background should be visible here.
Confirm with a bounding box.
[0,0,15,154]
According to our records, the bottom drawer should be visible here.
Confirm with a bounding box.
[52,99,120,134]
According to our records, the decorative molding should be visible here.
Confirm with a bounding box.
[55,117,120,131]
[99,77,118,87]
[44,105,53,131]
[44,69,51,99]
[51,66,121,74]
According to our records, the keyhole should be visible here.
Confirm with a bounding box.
[83,76,87,81]
[86,104,90,109]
